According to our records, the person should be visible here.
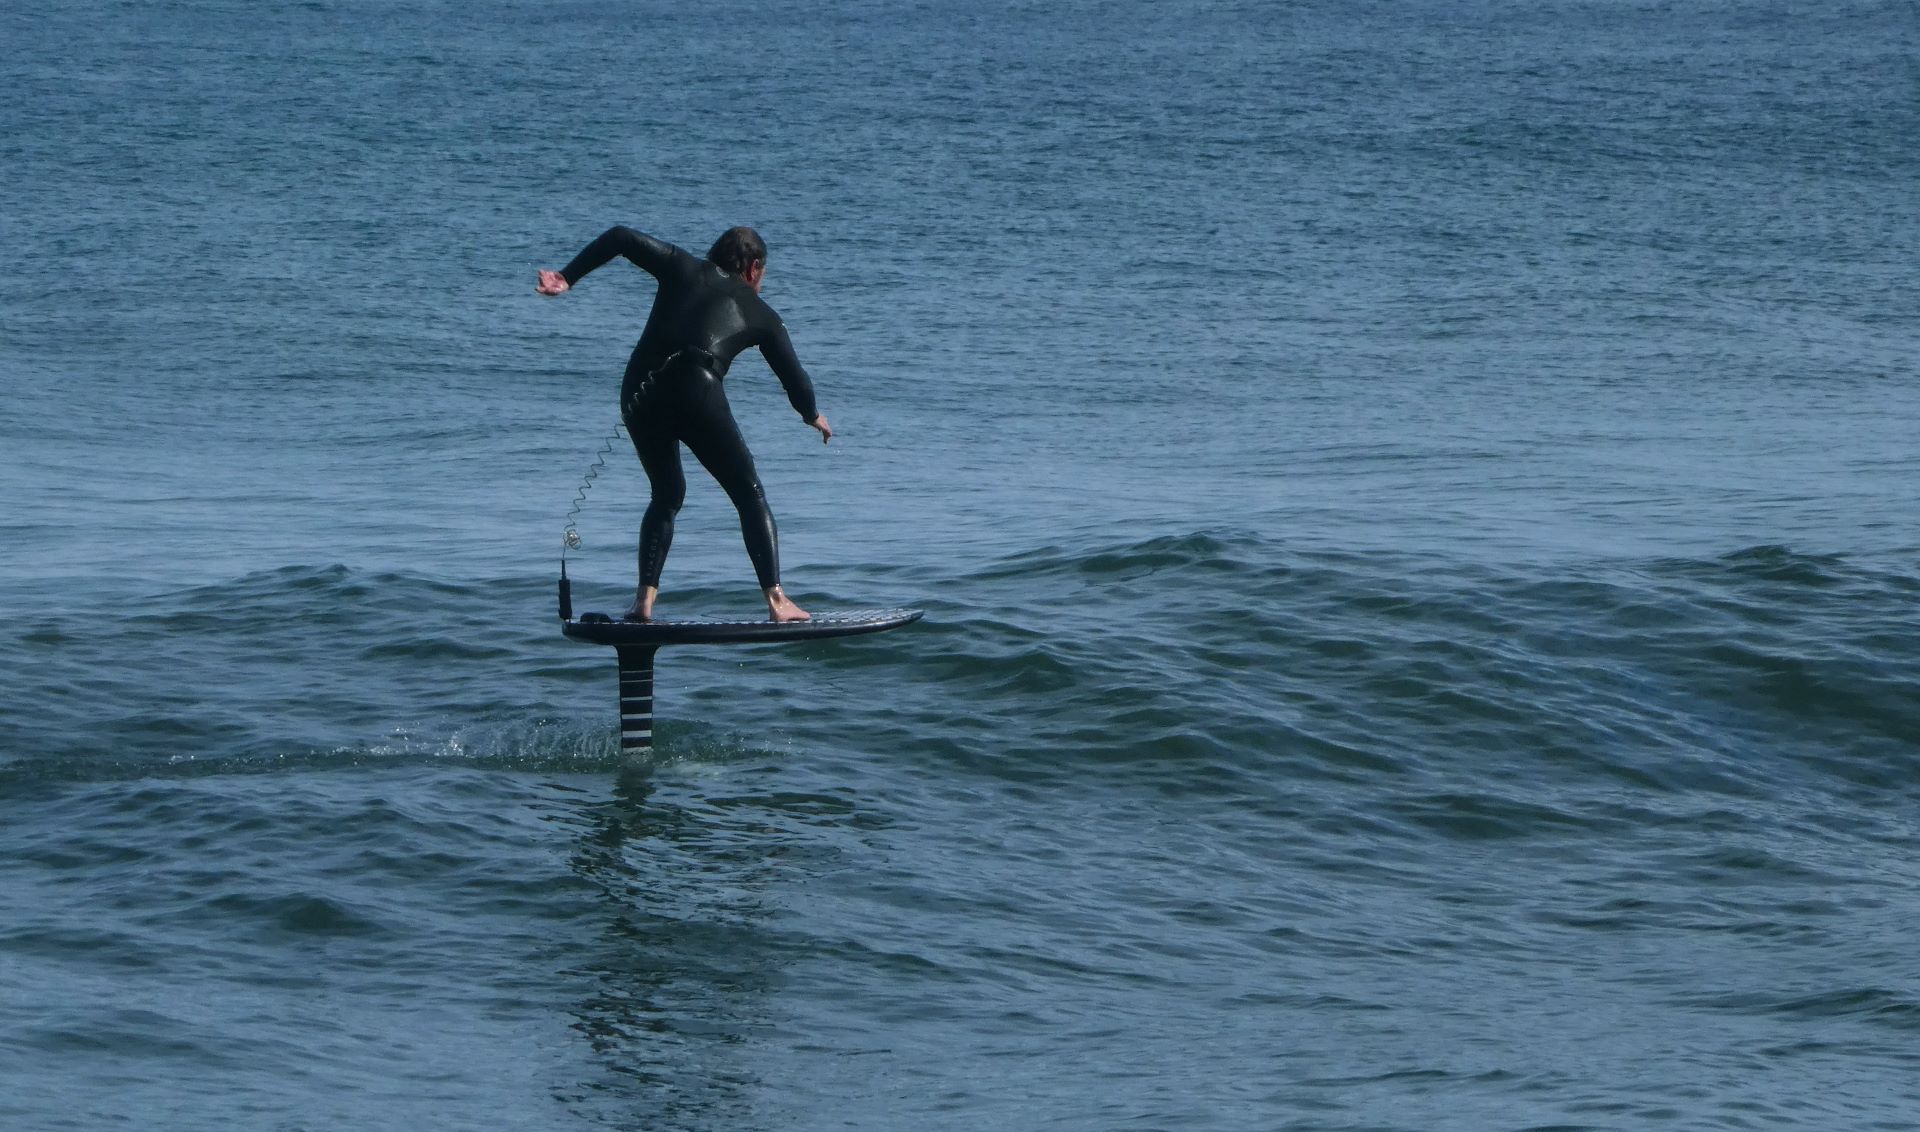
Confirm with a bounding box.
[536,225,832,623]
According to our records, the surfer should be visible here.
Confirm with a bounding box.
[537,225,832,623]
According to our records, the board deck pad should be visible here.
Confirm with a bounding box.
[562,607,924,647]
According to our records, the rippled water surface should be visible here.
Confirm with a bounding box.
[3,0,1918,1128]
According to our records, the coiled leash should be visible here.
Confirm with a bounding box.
[557,348,718,620]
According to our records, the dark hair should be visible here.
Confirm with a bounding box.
[706,226,767,274]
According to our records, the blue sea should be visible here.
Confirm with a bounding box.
[3,0,1917,1128]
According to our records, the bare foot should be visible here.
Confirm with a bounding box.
[765,586,810,623]
[623,585,657,622]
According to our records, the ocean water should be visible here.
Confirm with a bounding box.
[3,0,1918,1128]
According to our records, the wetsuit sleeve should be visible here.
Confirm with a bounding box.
[558,226,677,285]
[758,322,820,423]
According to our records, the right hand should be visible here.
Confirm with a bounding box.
[535,269,569,296]
[807,414,833,444]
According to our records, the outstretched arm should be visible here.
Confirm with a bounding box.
[535,226,677,294]
[759,323,832,443]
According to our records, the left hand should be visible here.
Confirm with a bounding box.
[808,414,833,444]
[535,269,570,296]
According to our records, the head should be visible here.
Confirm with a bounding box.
[707,226,768,291]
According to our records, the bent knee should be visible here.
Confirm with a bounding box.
[722,477,769,510]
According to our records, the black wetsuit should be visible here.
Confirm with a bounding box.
[559,226,820,591]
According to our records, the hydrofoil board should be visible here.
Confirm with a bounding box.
[561,606,923,751]
[563,607,923,647]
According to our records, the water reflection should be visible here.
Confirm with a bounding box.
[552,756,872,1130]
